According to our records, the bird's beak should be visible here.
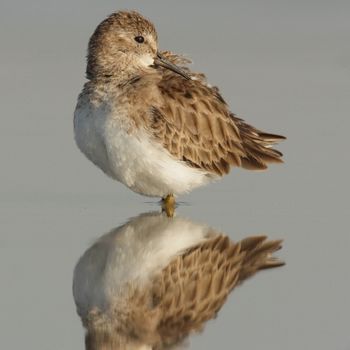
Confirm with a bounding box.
[153,52,190,80]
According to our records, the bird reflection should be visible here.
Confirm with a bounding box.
[73,211,284,350]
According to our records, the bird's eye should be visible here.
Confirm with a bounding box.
[134,36,145,43]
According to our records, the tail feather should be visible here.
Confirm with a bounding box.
[232,114,286,170]
[237,236,285,282]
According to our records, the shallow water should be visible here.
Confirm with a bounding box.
[1,1,350,349]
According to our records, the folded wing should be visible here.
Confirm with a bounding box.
[150,54,285,175]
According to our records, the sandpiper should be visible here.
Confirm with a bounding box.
[74,11,285,215]
[73,211,284,349]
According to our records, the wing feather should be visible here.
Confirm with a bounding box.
[113,234,284,349]
[149,234,284,347]
[149,52,285,175]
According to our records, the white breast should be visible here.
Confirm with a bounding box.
[74,97,113,177]
[72,212,212,319]
[74,93,216,197]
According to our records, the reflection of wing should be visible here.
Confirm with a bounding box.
[150,52,285,175]
[150,235,284,347]
[76,212,284,349]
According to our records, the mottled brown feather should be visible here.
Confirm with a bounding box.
[151,235,283,348]
[84,234,283,349]
[151,235,284,348]
[146,52,285,175]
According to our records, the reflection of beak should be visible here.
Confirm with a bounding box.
[154,52,191,80]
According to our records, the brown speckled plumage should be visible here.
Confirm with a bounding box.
[86,11,158,80]
[148,56,285,174]
[81,10,285,179]
[74,10,286,199]
[84,234,283,349]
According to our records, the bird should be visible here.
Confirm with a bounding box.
[74,11,285,216]
[73,211,284,350]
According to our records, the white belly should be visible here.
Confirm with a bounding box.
[73,212,211,320]
[74,99,215,197]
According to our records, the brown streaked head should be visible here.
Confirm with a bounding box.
[86,11,158,80]
[86,10,189,81]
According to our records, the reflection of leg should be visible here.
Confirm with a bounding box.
[162,194,176,218]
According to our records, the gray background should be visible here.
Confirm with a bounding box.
[1,0,349,349]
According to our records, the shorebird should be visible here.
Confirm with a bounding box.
[73,211,284,350]
[74,11,285,215]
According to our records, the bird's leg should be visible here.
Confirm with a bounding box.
[162,194,176,217]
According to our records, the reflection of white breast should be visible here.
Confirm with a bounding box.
[73,212,212,320]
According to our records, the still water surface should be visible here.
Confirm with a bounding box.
[1,1,349,349]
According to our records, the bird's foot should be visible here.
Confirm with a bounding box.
[161,194,176,218]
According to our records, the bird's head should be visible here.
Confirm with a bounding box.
[86,11,189,81]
